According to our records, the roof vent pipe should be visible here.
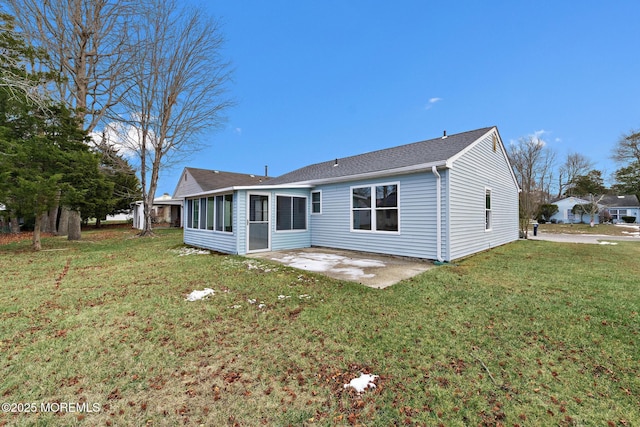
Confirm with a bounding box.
[333,158,339,167]
[265,165,268,177]
[442,130,447,139]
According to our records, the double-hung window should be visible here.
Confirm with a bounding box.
[311,191,322,214]
[276,195,307,231]
[351,183,399,232]
[485,188,492,231]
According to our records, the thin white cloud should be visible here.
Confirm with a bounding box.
[530,129,549,146]
[234,127,242,135]
[425,97,442,110]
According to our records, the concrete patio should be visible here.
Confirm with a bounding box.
[247,247,434,289]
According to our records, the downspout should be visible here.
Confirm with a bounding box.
[431,166,444,262]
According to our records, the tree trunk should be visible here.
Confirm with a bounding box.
[10,217,19,234]
[58,208,70,236]
[140,193,155,236]
[40,213,49,233]
[33,213,42,251]
[67,210,81,241]
[49,195,60,234]
[95,217,102,228]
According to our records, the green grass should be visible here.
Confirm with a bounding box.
[1,229,638,426]
[538,222,639,236]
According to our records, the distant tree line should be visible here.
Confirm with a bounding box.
[508,129,640,236]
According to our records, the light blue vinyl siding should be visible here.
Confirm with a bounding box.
[271,189,312,251]
[184,192,241,254]
[447,132,519,260]
[236,189,311,254]
[310,173,440,258]
[183,228,237,253]
[235,191,248,254]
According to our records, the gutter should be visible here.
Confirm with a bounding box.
[181,183,313,199]
[431,166,444,262]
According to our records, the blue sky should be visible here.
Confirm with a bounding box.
[156,1,640,195]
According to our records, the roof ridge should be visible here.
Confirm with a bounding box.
[315,126,495,166]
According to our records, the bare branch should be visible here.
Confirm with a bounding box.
[612,129,640,165]
[108,0,233,235]
[5,0,136,134]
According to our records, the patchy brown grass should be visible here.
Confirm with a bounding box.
[0,229,638,426]
[538,222,639,236]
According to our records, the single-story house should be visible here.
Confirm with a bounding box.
[181,126,520,262]
[549,195,640,224]
[549,196,602,224]
[599,194,640,223]
[132,193,183,230]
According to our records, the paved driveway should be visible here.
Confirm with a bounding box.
[528,233,640,244]
[248,247,433,289]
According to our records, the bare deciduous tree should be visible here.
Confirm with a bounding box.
[508,136,555,238]
[612,129,640,165]
[5,0,134,239]
[0,13,52,120]
[557,152,593,197]
[109,0,232,236]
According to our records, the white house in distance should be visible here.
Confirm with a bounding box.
[179,126,520,262]
[550,195,640,224]
[132,193,183,230]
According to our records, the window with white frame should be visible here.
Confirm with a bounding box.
[192,198,200,229]
[276,195,307,231]
[215,194,233,232]
[186,199,193,228]
[311,191,321,214]
[609,209,627,221]
[186,194,233,232]
[351,183,398,232]
[485,188,492,230]
[199,198,207,229]
[206,197,215,230]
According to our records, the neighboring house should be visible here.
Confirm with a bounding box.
[132,194,183,230]
[599,195,640,223]
[549,196,599,224]
[549,195,640,224]
[181,126,520,262]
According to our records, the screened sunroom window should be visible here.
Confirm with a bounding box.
[276,195,307,231]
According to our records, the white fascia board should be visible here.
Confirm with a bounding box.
[181,162,448,197]
[182,184,313,198]
[152,199,183,206]
[182,186,236,198]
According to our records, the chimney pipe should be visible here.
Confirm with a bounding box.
[264,165,268,177]
[442,130,447,139]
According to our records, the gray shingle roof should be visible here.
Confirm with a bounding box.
[263,127,494,185]
[600,194,640,207]
[178,167,269,196]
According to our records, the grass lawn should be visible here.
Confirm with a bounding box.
[0,229,638,426]
[537,222,639,236]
